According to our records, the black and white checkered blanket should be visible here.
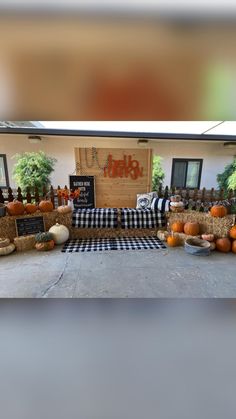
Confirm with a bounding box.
[62,237,166,252]
[72,208,118,228]
[121,208,166,229]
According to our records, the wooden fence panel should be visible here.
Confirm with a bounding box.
[0,185,236,210]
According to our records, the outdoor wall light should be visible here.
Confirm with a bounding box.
[28,135,43,144]
[223,142,236,149]
[137,139,149,147]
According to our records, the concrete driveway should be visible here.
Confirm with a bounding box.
[0,246,235,297]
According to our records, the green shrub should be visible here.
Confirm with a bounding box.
[217,158,236,191]
[152,155,165,191]
[13,151,57,193]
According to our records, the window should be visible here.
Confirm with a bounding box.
[0,155,9,188]
[171,159,202,189]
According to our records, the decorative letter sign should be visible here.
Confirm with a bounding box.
[104,154,144,180]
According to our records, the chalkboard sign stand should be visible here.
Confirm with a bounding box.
[15,216,46,237]
[69,175,96,209]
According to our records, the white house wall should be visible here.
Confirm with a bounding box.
[0,135,235,189]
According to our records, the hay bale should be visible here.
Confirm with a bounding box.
[166,210,234,238]
[0,210,72,242]
[71,227,157,239]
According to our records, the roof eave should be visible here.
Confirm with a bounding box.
[0,127,236,142]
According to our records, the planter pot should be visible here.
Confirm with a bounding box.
[0,204,6,217]
[185,237,211,256]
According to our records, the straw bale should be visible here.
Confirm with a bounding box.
[0,210,72,242]
[166,210,235,238]
[71,228,157,239]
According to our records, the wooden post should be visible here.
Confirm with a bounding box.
[17,187,23,202]
[0,188,4,204]
[228,189,233,201]
[26,187,32,203]
[158,184,163,198]
[8,187,14,202]
[164,186,169,199]
[42,186,47,199]
[57,185,62,206]
[210,187,214,202]
[186,188,190,201]
[35,187,39,204]
[50,185,55,208]
[219,188,224,200]
[202,187,206,203]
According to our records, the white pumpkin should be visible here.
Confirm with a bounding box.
[57,205,72,214]
[49,223,69,245]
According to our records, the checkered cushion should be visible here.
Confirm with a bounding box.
[72,208,118,228]
[121,208,166,229]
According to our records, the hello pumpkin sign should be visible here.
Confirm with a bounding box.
[104,154,144,180]
[75,147,152,208]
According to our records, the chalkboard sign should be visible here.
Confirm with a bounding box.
[69,175,95,209]
[15,216,45,237]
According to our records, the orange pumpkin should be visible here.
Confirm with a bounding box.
[35,240,55,251]
[7,200,25,216]
[210,205,227,218]
[216,237,231,253]
[38,200,53,213]
[25,203,38,214]
[184,222,200,236]
[171,221,185,233]
[232,240,236,254]
[167,235,180,247]
[229,225,236,240]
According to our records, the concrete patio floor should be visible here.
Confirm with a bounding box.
[0,246,236,297]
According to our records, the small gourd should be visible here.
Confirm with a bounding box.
[167,235,180,247]
[35,241,55,251]
[57,205,72,214]
[49,223,69,245]
[35,231,54,251]
[35,232,54,243]
[0,243,15,256]
[201,234,215,242]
